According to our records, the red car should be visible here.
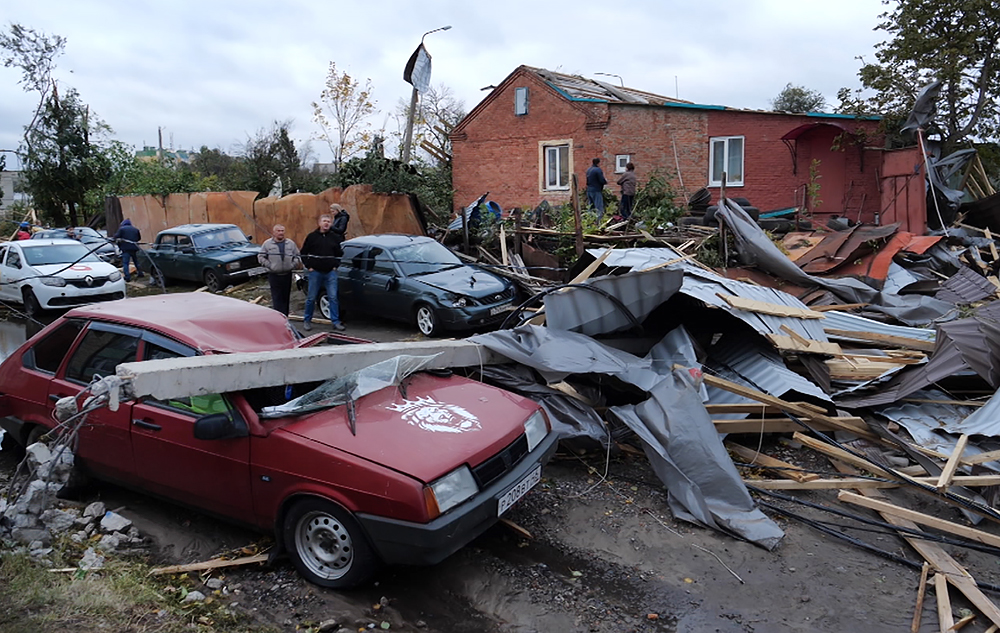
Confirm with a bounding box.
[0,294,557,587]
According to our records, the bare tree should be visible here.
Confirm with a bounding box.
[312,62,377,168]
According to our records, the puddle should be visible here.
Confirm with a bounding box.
[0,318,27,363]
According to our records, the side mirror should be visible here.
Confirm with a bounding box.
[385,277,399,292]
[193,413,248,440]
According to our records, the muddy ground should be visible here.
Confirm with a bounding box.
[2,280,1000,632]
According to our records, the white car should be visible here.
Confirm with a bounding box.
[0,239,127,316]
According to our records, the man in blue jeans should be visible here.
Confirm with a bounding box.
[300,205,349,331]
[585,157,607,220]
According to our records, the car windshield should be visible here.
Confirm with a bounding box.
[192,227,249,249]
[393,241,463,277]
[21,243,101,266]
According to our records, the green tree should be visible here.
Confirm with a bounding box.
[840,0,1000,151]
[771,83,826,113]
[312,62,376,168]
[394,84,466,166]
[22,85,111,225]
[0,23,65,154]
[232,120,312,197]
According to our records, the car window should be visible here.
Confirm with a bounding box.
[371,248,395,274]
[21,243,101,266]
[5,248,21,269]
[192,227,247,249]
[65,329,140,384]
[24,320,85,374]
[341,244,364,266]
[141,341,230,417]
[177,236,192,247]
[157,235,177,247]
[393,241,462,276]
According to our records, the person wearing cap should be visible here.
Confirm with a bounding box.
[15,222,31,241]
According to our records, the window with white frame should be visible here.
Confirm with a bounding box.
[515,87,529,116]
[542,143,570,190]
[615,154,630,173]
[709,136,744,187]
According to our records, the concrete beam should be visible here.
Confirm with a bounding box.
[117,340,506,401]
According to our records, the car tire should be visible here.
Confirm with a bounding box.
[25,424,48,447]
[22,288,42,318]
[150,265,168,287]
[414,303,440,337]
[318,290,331,321]
[283,497,378,589]
[203,269,222,293]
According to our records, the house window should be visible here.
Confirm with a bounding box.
[709,136,744,187]
[515,87,529,116]
[542,142,570,190]
[615,154,630,173]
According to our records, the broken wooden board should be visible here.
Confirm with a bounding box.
[745,476,1000,490]
[119,340,507,400]
[826,357,913,380]
[937,434,969,492]
[912,562,930,633]
[149,553,269,576]
[727,442,819,482]
[716,294,825,319]
[824,328,936,352]
[766,334,842,355]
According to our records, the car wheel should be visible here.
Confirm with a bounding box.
[203,269,222,293]
[283,497,378,589]
[150,265,168,287]
[25,424,48,447]
[318,290,331,321]
[22,288,43,318]
[414,303,440,337]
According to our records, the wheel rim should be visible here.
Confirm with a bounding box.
[204,271,220,292]
[295,510,354,580]
[416,306,434,335]
[319,294,330,320]
[23,291,38,316]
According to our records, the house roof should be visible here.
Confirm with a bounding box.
[526,66,692,106]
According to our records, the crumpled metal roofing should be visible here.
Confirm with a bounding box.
[948,387,1000,437]
[530,66,689,106]
[589,248,830,342]
[821,311,937,344]
[935,265,998,305]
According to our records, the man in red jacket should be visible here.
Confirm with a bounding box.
[300,204,349,332]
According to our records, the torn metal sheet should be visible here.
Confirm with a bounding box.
[646,325,709,402]
[935,266,997,305]
[471,325,784,549]
[800,223,900,274]
[948,388,1000,438]
[882,263,921,295]
[821,311,937,345]
[876,390,1000,463]
[544,267,683,336]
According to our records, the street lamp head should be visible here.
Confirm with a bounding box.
[421,25,452,43]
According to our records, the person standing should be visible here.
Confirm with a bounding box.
[113,219,143,281]
[585,157,608,220]
[258,223,302,316]
[617,162,638,220]
[300,204,349,332]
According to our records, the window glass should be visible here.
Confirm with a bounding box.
[372,248,396,274]
[27,320,84,374]
[709,136,744,187]
[21,243,100,266]
[544,144,570,190]
[342,244,364,268]
[158,235,177,247]
[727,137,744,182]
[65,329,140,383]
[6,249,21,269]
[615,155,630,173]
[163,393,231,417]
[515,87,529,116]
[393,241,462,276]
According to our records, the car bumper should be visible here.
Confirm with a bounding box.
[356,431,559,566]
[221,266,268,285]
[34,281,127,309]
[436,302,517,331]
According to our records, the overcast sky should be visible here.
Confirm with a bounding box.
[1,0,888,168]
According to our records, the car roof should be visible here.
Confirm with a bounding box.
[16,238,87,247]
[65,294,298,353]
[156,224,240,236]
[343,234,435,249]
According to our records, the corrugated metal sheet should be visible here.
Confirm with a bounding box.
[530,66,689,106]
[949,389,1000,437]
[936,265,997,305]
[821,311,937,343]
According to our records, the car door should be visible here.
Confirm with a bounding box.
[0,245,26,301]
[0,245,9,301]
[150,235,178,278]
[359,246,401,315]
[171,235,200,282]
[338,244,366,311]
[47,322,142,483]
[129,337,254,522]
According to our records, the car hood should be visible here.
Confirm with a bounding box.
[412,266,508,299]
[32,261,121,279]
[279,373,538,483]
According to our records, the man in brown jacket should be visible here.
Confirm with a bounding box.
[258,224,302,316]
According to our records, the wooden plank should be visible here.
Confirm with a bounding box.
[963,448,1000,466]
[499,223,509,266]
[149,554,269,576]
[811,302,870,312]
[937,434,969,491]
[912,562,930,633]
[900,398,985,408]
[952,613,976,631]
[727,442,819,482]
[716,294,825,319]
[838,491,1000,549]
[826,358,910,380]
[570,247,614,284]
[701,373,879,440]
[766,334,842,355]
[716,419,833,434]
[745,478,905,490]
[779,324,814,348]
[824,328,937,352]
[986,228,1000,262]
[936,573,954,633]
[793,432,897,478]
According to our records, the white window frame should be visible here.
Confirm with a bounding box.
[515,87,529,116]
[709,136,745,187]
[614,154,631,173]
[539,140,572,191]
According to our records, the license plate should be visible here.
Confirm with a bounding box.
[489,303,512,316]
[246,266,268,276]
[497,465,541,516]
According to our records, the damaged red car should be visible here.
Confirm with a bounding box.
[0,294,557,587]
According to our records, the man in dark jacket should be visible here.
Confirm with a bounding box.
[300,204,349,331]
[585,157,608,220]
[113,219,143,282]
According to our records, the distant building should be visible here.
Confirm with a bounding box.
[0,170,28,212]
[136,146,194,164]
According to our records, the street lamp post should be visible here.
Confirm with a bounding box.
[402,25,451,164]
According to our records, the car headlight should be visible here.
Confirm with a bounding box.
[40,276,67,287]
[108,271,122,282]
[226,262,240,271]
[425,465,478,517]
[447,295,468,308]
[523,409,549,452]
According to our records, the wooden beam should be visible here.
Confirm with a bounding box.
[149,554,268,576]
[716,294,826,319]
[962,448,1000,466]
[499,224,509,266]
[765,334,842,355]
[912,562,930,633]
[838,491,1000,549]
[936,573,954,633]
[824,328,936,352]
[811,303,870,312]
[727,442,819,482]
[937,434,969,492]
[746,475,1000,490]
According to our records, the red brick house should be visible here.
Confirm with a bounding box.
[451,66,888,226]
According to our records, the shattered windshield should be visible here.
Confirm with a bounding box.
[260,354,442,418]
[394,241,463,277]
[192,227,250,250]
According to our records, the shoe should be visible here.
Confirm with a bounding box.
[136,273,145,278]
[302,321,312,331]
[124,277,131,283]
[333,322,346,332]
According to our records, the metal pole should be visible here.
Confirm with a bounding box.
[401,86,419,163]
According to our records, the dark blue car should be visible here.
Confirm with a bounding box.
[300,235,518,336]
